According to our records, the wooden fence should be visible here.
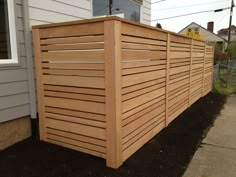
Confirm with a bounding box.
[32,17,214,168]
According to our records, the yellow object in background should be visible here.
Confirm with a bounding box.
[185,28,204,40]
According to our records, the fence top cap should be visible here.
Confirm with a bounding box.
[32,16,211,44]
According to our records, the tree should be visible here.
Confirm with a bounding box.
[214,43,228,64]
[156,23,162,29]
[227,40,236,60]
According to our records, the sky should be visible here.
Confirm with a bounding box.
[151,0,236,34]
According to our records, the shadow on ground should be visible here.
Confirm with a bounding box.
[0,92,226,177]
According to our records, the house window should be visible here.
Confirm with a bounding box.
[93,0,141,22]
[0,0,18,64]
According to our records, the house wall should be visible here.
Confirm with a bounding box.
[0,0,32,149]
[28,0,151,27]
[0,0,31,123]
[142,0,151,25]
[28,0,92,26]
[0,116,31,150]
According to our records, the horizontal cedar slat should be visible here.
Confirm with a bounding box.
[47,134,106,153]
[122,99,165,125]
[122,121,165,161]
[122,78,166,95]
[170,42,190,48]
[122,87,165,113]
[121,35,167,46]
[45,118,106,140]
[168,87,189,101]
[44,91,105,103]
[46,128,106,147]
[170,47,191,52]
[192,40,205,46]
[170,58,190,64]
[45,97,105,114]
[169,91,189,108]
[44,85,105,96]
[122,60,166,69]
[170,52,190,59]
[43,75,105,89]
[123,105,165,137]
[170,34,191,44]
[122,82,165,101]
[39,22,104,38]
[46,139,106,158]
[192,52,204,58]
[122,65,166,75]
[169,74,189,84]
[41,35,104,45]
[41,51,104,62]
[170,61,190,68]
[43,69,105,77]
[45,107,105,122]
[168,100,189,122]
[121,23,167,41]
[122,114,165,150]
[192,63,204,69]
[122,70,166,87]
[169,83,189,97]
[170,65,190,75]
[41,43,104,51]
[42,63,104,70]
[46,112,105,128]
[122,95,165,120]
[122,43,167,51]
[169,78,189,91]
[122,50,166,60]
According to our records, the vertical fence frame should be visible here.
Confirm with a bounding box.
[165,34,170,126]
[202,42,207,96]
[104,20,123,168]
[188,39,193,106]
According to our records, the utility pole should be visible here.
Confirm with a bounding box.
[227,0,234,65]
[228,0,234,44]
[109,0,113,15]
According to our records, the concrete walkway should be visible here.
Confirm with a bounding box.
[183,95,236,177]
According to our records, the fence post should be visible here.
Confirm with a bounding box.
[165,33,170,126]
[32,29,46,140]
[211,46,215,90]
[202,42,206,96]
[104,20,123,168]
[188,39,193,107]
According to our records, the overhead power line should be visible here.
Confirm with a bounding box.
[152,0,166,4]
[152,0,230,11]
[152,7,231,21]
[214,10,230,29]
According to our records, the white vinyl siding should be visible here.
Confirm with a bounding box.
[28,0,92,26]
[142,0,151,25]
[0,0,30,123]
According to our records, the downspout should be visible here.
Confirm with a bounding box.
[22,0,38,139]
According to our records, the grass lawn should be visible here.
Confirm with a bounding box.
[213,81,236,96]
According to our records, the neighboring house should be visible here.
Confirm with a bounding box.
[179,22,227,51]
[218,25,236,41]
[0,0,151,149]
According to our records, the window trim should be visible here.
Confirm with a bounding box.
[0,0,18,64]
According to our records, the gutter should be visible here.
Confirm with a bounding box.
[22,0,38,138]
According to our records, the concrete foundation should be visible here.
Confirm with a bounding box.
[0,116,31,150]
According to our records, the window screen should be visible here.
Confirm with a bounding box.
[0,0,11,59]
